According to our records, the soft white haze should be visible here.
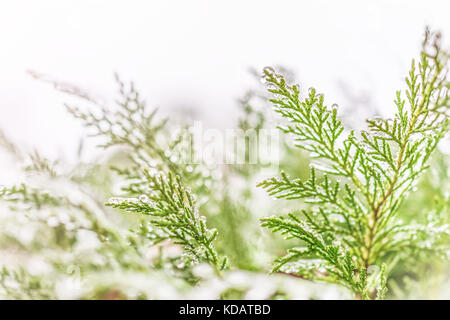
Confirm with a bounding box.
[0,0,449,162]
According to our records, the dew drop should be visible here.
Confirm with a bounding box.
[169,155,178,163]
[47,216,59,227]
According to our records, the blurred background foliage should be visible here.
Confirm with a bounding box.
[0,68,448,300]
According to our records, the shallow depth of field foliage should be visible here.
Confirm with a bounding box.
[0,30,449,300]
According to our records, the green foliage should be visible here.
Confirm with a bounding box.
[0,29,448,300]
[259,30,449,299]
[64,74,227,270]
[0,267,54,299]
[106,171,227,271]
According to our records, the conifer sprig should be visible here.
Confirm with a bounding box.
[259,30,449,299]
[64,73,182,176]
[59,74,225,271]
[106,170,227,272]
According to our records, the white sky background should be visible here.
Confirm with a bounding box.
[0,0,449,165]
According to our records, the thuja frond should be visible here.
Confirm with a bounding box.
[0,144,153,270]
[106,170,227,272]
[63,73,200,182]
[261,214,369,297]
[0,184,66,210]
[48,73,224,271]
[260,30,449,299]
[0,267,54,300]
